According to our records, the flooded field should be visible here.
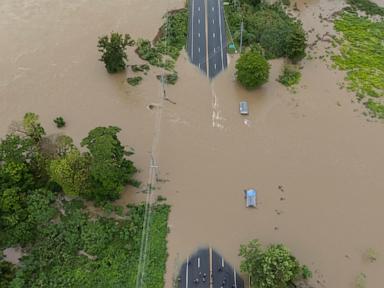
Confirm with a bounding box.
[1,0,383,287]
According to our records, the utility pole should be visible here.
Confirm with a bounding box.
[239,20,243,54]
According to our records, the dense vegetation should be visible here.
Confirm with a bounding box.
[98,32,135,73]
[278,65,301,87]
[347,0,384,16]
[240,239,311,288]
[236,51,270,89]
[0,113,170,287]
[225,0,307,62]
[332,11,384,118]
[135,8,188,84]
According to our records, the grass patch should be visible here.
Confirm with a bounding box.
[277,65,301,87]
[9,201,170,288]
[332,12,384,98]
[347,0,384,16]
[365,99,384,118]
[332,11,384,118]
[127,76,143,86]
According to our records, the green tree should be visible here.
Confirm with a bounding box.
[240,239,310,288]
[0,259,16,287]
[22,112,46,143]
[236,51,270,89]
[81,126,138,202]
[285,24,307,63]
[49,149,91,197]
[0,134,35,164]
[97,32,135,73]
[54,134,75,157]
[0,187,24,227]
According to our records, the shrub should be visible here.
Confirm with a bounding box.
[131,64,150,72]
[236,51,270,89]
[127,76,143,86]
[278,65,301,87]
[156,72,178,85]
[53,116,65,128]
[97,32,135,73]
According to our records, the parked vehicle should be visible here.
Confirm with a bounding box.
[239,101,249,115]
[244,189,257,208]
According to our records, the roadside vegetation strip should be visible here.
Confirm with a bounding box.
[136,8,188,77]
[332,11,384,118]
[224,1,306,62]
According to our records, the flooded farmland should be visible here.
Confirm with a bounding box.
[1,0,383,287]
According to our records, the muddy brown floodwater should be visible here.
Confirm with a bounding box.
[1,0,383,287]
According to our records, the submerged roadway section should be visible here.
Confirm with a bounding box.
[188,0,227,79]
[177,248,244,288]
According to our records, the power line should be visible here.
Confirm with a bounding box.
[135,1,170,287]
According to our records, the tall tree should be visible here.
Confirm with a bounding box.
[236,51,270,89]
[81,126,137,202]
[240,239,311,288]
[97,32,135,73]
[285,24,307,63]
[49,149,91,197]
[22,112,46,144]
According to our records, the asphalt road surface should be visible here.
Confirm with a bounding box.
[177,248,244,288]
[187,0,227,78]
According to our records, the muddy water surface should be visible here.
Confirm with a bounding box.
[1,0,384,288]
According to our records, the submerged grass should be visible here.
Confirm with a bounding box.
[127,76,143,86]
[277,65,301,87]
[347,0,384,16]
[332,11,384,118]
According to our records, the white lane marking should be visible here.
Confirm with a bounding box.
[198,6,200,11]
[211,83,225,129]
[198,47,201,53]
[214,63,217,70]
[191,0,195,61]
[213,33,215,38]
[234,269,237,288]
[221,257,224,267]
[186,256,189,288]
[198,257,200,268]
[213,47,216,53]
[218,0,224,69]
[198,32,200,38]
[213,19,215,24]
[212,6,214,11]
[198,18,200,24]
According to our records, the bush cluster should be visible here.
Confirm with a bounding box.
[226,1,307,62]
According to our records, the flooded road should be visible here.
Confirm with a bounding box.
[1,0,383,287]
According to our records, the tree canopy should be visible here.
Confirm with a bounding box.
[97,32,135,73]
[236,51,270,89]
[81,126,138,202]
[240,239,311,288]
